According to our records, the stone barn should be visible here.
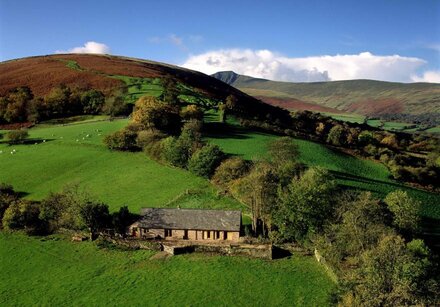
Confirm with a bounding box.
[129,208,242,242]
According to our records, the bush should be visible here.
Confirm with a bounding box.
[188,144,225,178]
[212,157,250,186]
[161,137,189,167]
[2,200,44,234]
[135,130,166,150]
[7,130,29,144]
[104,128,139,151]
[81,89,105,114]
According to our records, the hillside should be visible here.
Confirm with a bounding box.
[212,71,440,118]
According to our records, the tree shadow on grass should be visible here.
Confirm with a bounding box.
[203,122,277,140]
[1,138,56,146]
[272,245,292,259]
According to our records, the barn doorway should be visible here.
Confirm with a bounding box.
[183,230,188,240]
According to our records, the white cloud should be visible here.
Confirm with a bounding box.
[182,49,428,82]
[411,70,440,83]
[56,41,110,54]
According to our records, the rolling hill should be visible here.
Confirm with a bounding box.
[212,71,440,118]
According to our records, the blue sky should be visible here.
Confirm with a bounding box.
[1,0,439,82]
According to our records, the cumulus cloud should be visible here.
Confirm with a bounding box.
[182,49,427,82]
[411,70,440,83]
[56,41,110,54]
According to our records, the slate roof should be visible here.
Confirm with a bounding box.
[137,208,242,231]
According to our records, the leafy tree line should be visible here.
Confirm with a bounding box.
[0,183,137,240]
[0,86,130,124]
[210,136,439,305]
[239,110,440,189]
[104,96,225,178]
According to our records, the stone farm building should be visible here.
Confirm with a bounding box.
[129,208,242,242]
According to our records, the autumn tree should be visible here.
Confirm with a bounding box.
[341,235,438,306]
[131,96,181,134]
[181,105,204,121]
[327,124,346,146]
[188,144,225,178]
[212,157,250,187]
[384,190,421,235]
[161,76,179,104]
[79,201,110,240]
[274,167,337,242]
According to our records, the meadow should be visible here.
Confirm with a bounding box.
[205,118,440,220]
[1,114,439,305]
[0,232,335,307]
[0,118,241,213]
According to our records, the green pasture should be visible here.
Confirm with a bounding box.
[0,232,335,306]
[205,118,440,220]
[0,119,241,213]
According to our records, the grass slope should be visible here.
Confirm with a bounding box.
[205,118,440,220]
[0,232,334,306]
[0,119,241,213]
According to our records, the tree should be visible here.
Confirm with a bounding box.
[329,192,392,259]
[268,136,299,166]
[384,190,421,235]
[181,105,203,121]
[233,162,278,235]
[161,136,188,167]
[161,76,179,104]
[327,125,346,146]
[81,89,105,114]
[0,183,17,224]
[274,167,337,242]
[343,235,437,306]
[132,96,181,134]
[103,95,130,117]
[39,184,92,232]
[103,128,139,151]
[212,157,250,187]
[79,201,110,240]
[2,200,43,234]
[188,144,224,178]
[2,87,33,123]
[225,95,237,111]
[7,130,29,144]
[112,206,136,236]
[44,85,71,117]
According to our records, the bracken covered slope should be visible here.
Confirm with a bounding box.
[0,54,291,124]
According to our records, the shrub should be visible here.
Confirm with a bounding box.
[81,89,105,114]
[212,157,250,186]
[2,200,44,234]
[104,128,139,151]
[161,136,189,167]
[188,144,225,178]
[7,129,29,144]
[327,125,346,146]
[136,130,166,150]
[384,190,420,235]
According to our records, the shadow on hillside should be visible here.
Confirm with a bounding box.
[330,170,404,190]
[203,122,277,140]
[203,122,252,140]
[1,138,56,146]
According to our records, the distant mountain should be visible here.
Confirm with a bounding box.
[212,71,440,118]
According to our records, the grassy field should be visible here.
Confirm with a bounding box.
[205,118,440,220]
[0,119,241,213]
[0,232,335,306]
